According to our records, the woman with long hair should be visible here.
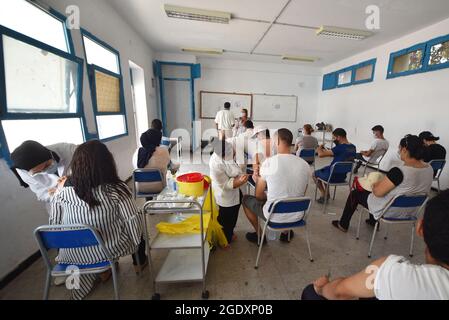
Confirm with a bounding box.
[50,140,146,300]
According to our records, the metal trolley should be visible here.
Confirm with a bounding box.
[142,187,212,300]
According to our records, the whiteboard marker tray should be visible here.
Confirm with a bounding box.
[155,248,210,283]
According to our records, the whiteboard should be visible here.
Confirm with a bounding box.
[253,94,297,122]
[200,91,252,119]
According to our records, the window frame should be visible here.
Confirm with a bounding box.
[0,19,87,163]
[352,58,377,85]
[386,42,426,79]
[322,72,337,91]
[336,66,354,88]
[423,33,449,72]
[81,29,128,142]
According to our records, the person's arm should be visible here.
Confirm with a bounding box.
[315,257,387,300]
[316,145,334,158]
[116,192,143,247]
[17,170,53,202]
[255,177,267,201]
[49,193,63,225]
[361,149,375,157]
[372,168,403,197]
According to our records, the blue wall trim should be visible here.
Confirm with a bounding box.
[322,58,376,91]
[386,42,426,79]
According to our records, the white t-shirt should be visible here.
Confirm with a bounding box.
[215,109,235,130]
[260,154,310,223]
[374,255,449,300]
[209,153,242,207]
[363,139,389,162]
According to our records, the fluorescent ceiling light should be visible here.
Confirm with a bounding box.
[316,26,373,40]
[181,47,224,55]
[282,55,319,62]
[164,5,231,24]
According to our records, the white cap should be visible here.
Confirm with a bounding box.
[252,126,268,138]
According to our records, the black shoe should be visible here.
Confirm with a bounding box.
[331,220,348,233]
[279,230,294,243]
[366,219,380,230]
[246,232,267,245]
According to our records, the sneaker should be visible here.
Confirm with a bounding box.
[331,220,348,233]
[245,232,266,245]
[279,230,295,243]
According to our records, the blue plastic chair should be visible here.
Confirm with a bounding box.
[133,168,164,200]
[255,197,313,269]
[34,224,119,300]
[356,194,429,258]
[429,159,446,193]
[299,148,316,169]
[315,161,355,213]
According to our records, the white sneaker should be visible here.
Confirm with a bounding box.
[54,276,67,286]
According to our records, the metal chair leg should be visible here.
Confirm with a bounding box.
[437,179,441,193]
[333,186,337,200]
[256,217,260,246]
[409,223,416,257]
[111,262,120,300]
[323,184,329,214]
[356,209,362,240]
[43,271,51,300]
[368,221,379,258]
[314,182,318,201]
[384,225,389,240]
[305,226,314,262]
[255,224,268,269]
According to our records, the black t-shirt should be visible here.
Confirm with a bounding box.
[386,167,404,186]
[423,144,446,163]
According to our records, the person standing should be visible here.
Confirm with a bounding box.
[215,102,235,139]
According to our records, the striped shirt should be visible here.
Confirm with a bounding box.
[50,183,143,265]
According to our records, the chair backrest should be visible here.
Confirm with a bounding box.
[369,149,388,164]
[268,197,312,222]
[329,161,354,182]
[382,194,428,220]
[35,225,102,250]
[429,159,446,178]
[133,168,163,183]
[299,149,315,162]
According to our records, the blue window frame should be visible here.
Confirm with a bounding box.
[387,43,426,79]
[81,29,128,142]
[0,6,87,163]
[424,33,449,72]
[352,58,377,85]
[322,72,337,91]
[336,66,354,88]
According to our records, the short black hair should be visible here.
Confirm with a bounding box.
[372,125,384,134]
[423,190,449,265]
[332,128,347,138]
[244,120,254,129]
[151,119,163,131]
[224,102,231,109]
[277,128,293,145]
[400,134,425,160]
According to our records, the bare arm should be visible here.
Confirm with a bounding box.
[361,149,375,157]
[255,177,267,201]
[316,146,334,158]
[372,176,396,197]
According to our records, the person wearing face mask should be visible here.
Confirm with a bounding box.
[353,125,389,174]
[209,139,248,246]
[313,128,357,204]
[233,108,250,137]
[331,134,433,233]
[250,126,272,179]
[10,140,77,213]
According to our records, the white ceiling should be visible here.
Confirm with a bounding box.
[109,0,449,67]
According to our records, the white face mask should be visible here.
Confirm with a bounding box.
[30,158,58,177]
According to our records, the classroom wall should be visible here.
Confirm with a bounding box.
[0,0,157,280]
[317,17,449,190]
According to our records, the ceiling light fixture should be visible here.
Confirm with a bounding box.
[181,47,224,55]
[281,55,319,62]
[316,26,373,40]
[164,5,231,24]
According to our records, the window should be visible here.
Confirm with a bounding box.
[0,3,85,162]
[322,72,337,90]
[336,68,353,87]
[0,0,70,53]
[424,34,449,71]
[353,59,376,85]
[81,30,127,141]
[387,43,426,78]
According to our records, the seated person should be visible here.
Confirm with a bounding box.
[419,131,446,174]
[332,135,433,232]
[50,140,146,300]
[132,129,170,194]
[209,139,248,245]
[227,120,255,169]
[251,126,272,178]
[151,119,171,149]
[302,190,449,300]
[313,128,356,204]
[295,124,319,159]
[353,125,389,174]
[242,129,310,243]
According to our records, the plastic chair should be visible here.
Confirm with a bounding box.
[255,197,313,269]
[133,168,164,200]
[355,194,428,258]
[315,161,354,213]
[359,149,388,176]
[34,224,120,300]
[299,148,316,170]
[429,159,446,193]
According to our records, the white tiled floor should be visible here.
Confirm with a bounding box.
[0,153,430,300]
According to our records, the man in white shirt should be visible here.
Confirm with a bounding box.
[242,128,310,244]
[227,120,255,169]
[354,125,389,174]
[215,102,235,139]
[301,190,449,300]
